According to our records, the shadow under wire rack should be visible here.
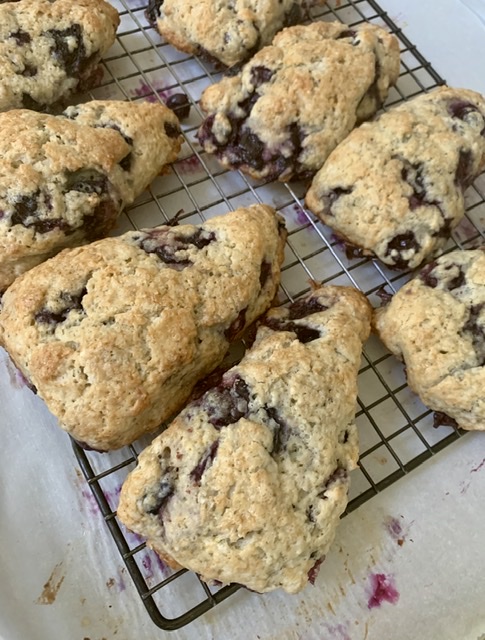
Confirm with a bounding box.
[72,0,485,630]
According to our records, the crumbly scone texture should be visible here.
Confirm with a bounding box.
[0,0,119,111]
[373,248,485,430]
[197,22,400,181]
[0,100,182,291]
[0,205,286,450]
[118,285,371,593]
[306,87,485,270]
[150,0,325,68]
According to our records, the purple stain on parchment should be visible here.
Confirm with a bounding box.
[322,623,351,640]
[133,81,172,104]
[367,573,399,609]
[177,154,202,174]
[471,458,485,473]
[141,550,171,580]
[81,489,101,517]
[293,203,310,226]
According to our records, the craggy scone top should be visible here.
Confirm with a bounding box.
[0,100,182,291]
[306,87,485,269]
[374,248,485,431]
[197,21,400,181]
[118,286,372,593]
[0,205,286,450]
[147,0,326,68]
[0,0,119,111]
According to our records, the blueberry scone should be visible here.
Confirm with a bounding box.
[0,0,119,112]
[0,100,183,291]
[374,248,485,430]
[145,0,325,69]
[306,87,485,270]
[118,285,371,593]
[197,22,400,181]
[0,205,286,450]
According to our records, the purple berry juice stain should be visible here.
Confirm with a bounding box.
[471,458,485,473]
[367,573,399,609]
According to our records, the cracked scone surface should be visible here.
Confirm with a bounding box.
[197,22,399,181]
[118,286,371,593]
[0,205,286,450]
[373,249,485,430]
[147,0,325,68]
[0,100,182,291]
[0,0,119,111]
[306,87,485,269]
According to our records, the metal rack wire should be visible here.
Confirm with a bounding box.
[72,0,485,630]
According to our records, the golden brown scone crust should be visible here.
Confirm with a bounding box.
[306,87,485,269]
[0,204,286,450]
[0,0,119,111]
[153,0,325,68]
[118,285,371,593]
[0,100,182,291]
[373,248,485,430]
[197,22,399,181]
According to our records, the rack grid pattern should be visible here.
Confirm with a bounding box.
[72,0,485,630]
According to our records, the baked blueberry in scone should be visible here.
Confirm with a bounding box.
[145,0,326,69]
[117,285,371,593]
[373,248,485,431]
[0,100,182,291]
[0,0,119,112]
[306,87,485,270]
[197,22,400,181]
[0,205,287,450]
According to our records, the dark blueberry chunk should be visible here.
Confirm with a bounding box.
[203,375,250,428]
[283,2,303,27]
[264,317,321,344]
[321,187,352,216]
[46,25,87,76]
[445,264,466,291]
[461,303,485,364]
[307,557,325,586]
[164,121,181,139]
[288,296,326,320]
[65,169,108,194]
[266,406,290,454]
[35,287,87,326]
[224,307,247,341]
[119,153,133,172]
[384,231,420,269]
[146,475,174,518]
[81,196,120,241]
[11,192,38,225]
[375,286,393,305]
[145,0,163,26]
[345,243,365,261]
[190,440,219,485]
[96,123,134,171]
[318,467,348,498]
[232,129,265,169]
[336,29,357,40]
[20,64,37,78]
[433,217,452,239]
[10,29,31,45]
[10,192,69,234]
[166,93,191,119]
[138,228,215,269]
[455,149,474,189]
[418,260,439,288]
[400,161,428,210]
[433,411,459,429]
[448,99,480,121]
[259,261,271,289]
[250,66,274,88]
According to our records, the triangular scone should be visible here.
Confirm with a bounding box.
[118,285,371,593]
[0,100,183,290]
[0,204,286,450]
[374,248,485,430]
[306,87,485,269]
[0,0,119,111]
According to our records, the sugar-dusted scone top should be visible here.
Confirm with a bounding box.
[0,0,119,111]
[147,0,325,68]
[0,100,182,291]
[118,285,372,593]
[374,248,485,430]
[0,205,286,450]
[306,87,485,269]
[197,22,400,181]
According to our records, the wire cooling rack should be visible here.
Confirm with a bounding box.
[71,0,485,631]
